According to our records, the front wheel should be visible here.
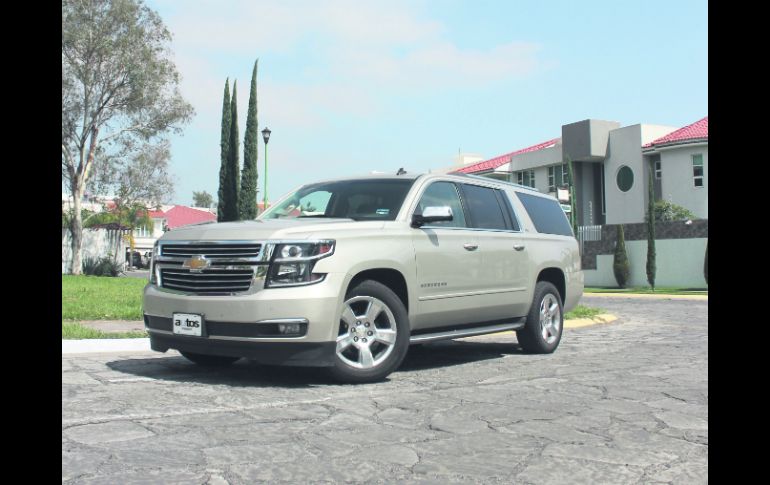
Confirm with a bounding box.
[326,280,410,383]
[516,281,563,354]
[180,351,241,366]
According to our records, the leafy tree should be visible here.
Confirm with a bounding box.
[193,191,214,208]
[217,79,231,221]
[239,60,259,220]
[62,0,193,274]
[89,140,175,208]
[653,200,696,222]
[646,167,656,291]
[613,225,630,288]
[85,201,154,262]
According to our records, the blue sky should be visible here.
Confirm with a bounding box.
[147,0,708,206]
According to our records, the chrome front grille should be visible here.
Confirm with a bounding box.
[155,242,267,295]
[160,243,262,259]
[159,268,254,293]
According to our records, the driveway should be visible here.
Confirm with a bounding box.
[62,296,708,484]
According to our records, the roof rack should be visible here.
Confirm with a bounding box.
[450,173,541,193]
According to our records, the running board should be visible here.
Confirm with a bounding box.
[409,321,525,344]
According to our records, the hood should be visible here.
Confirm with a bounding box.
[158,218,362,241]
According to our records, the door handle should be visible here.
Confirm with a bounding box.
[463,244,478,251]
[513,245,525,251]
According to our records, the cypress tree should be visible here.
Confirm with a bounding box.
[217,79,231,222]
[646,166,656,291]
[565,155,578,235]
[613,225,630,288]
[222,81,241,221]
[239,60,259,220]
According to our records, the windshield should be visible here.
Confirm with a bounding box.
[260,178,416,221]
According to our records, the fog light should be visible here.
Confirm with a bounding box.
[278,323,302,335]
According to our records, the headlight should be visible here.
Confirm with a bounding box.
[266,240,335,287]
[149,241,159,284]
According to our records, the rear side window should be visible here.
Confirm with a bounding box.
[461,184,508,230]
[516,192,574,236]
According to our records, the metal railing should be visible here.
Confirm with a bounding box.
[577,225,602,252]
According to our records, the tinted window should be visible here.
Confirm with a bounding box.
[415,182,467,227]
[461,184,508,230]
[261,179,415,221]
[516,192,574,236]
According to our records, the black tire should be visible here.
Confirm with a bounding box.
[180,351,240,366]
[326,280,410,383]
[516,281,564,354]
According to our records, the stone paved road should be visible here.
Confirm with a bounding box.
[62,296,708,484]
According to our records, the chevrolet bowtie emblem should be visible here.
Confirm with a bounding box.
[183,255,210,272]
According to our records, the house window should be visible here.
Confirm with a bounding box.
[516,169,535,188]
[548,167,555,191]
[692,154,704,187]
[601,164,606,215]
[616,165,634,192]
[548,164,569,191]
[655,161,662,179]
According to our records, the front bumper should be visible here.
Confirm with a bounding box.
[147,323,336,367]
[142,272,346,365]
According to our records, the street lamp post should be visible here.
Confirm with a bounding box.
[261,127,271,214]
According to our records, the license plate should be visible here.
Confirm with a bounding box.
[172,313,203,337]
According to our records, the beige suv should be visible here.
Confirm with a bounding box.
[143,172,583,382]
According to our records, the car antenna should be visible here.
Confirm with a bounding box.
[396,167,407,175]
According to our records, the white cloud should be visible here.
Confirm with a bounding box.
[160,0,546,128]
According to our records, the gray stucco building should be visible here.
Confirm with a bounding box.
[452,116,708,226]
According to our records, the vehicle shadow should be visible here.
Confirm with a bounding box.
[105,338,525,388]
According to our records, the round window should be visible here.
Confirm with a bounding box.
[616,166,634,192]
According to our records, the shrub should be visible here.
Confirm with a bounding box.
[613,225,630,288]
[82,256,123,277]
[646,167,656,291]
[653,200,696,222]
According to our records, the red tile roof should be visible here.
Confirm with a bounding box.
[643,116,708,148]
[148,210,165,219]
[453,138,561,174]
[162,205,217,229]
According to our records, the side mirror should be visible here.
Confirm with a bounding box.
[412,206,453,228]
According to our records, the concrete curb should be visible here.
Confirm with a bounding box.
[62,338,152,354]
[585,292,707,300]
[564,313,618,329]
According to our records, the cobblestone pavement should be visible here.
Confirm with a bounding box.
[62,296,707,484]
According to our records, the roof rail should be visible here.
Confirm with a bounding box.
[450,173,541,193]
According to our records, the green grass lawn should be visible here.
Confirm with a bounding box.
[62,275,146,321]
[584,286,707,295]
[62,322,147,339]
[565,305,603,320]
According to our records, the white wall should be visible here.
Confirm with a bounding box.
[62,228,129,273]
[659,144,708,219]
[583,238,708,288]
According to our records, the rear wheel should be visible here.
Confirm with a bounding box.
[180,351,240,366]
[327,280,410,383]
[516,281,563,354]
